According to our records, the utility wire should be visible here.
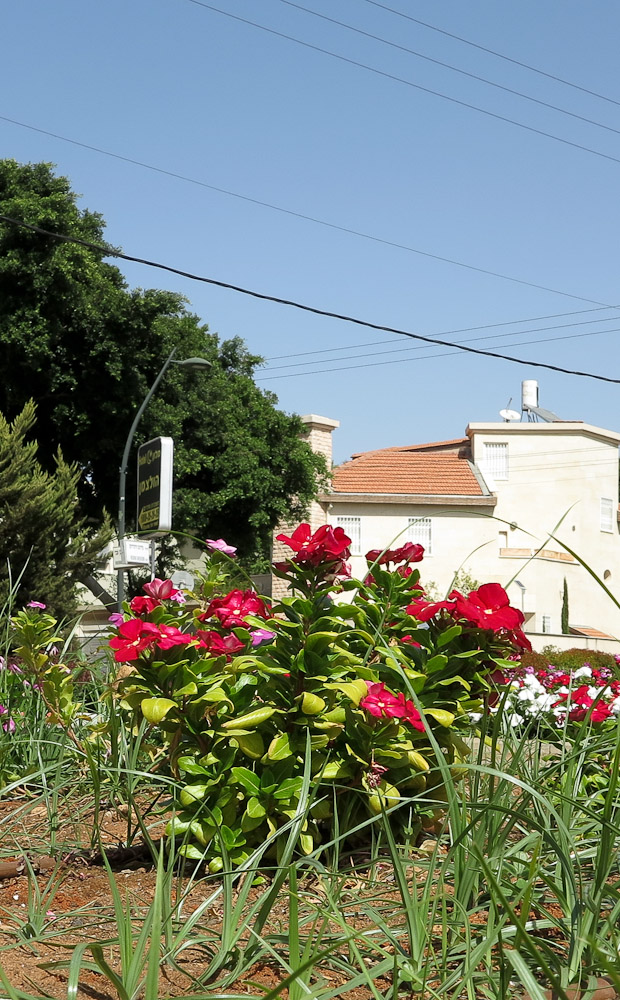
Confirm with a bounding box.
[277,0,620,139]
[265,305,620,360]
[363,0,620,110]
[2,212,620,387]
[0,113,606,306]
[185,1,620,171]
[257,326,620,380]
[263,315,620,371]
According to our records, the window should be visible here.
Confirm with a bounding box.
[335,516,361,555]
[600,497,614,533]
[541,615,552,634]
[483,442,508,481]
[407,517,432,556]
[498,530,508,552]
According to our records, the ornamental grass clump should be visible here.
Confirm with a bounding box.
[109,524,532,865]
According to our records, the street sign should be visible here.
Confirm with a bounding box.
[113,538,152,570]
[137,436,173,537]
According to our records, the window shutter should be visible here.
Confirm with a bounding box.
[600,498,614,533]
[407,517,432,556]
[334,516,361,555]
[483,442,508,480]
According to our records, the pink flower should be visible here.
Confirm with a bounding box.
[143,579,182,601]
[26,601,46,610]
[251,628,276,647]
[361,682,406,719]
[366,543,424,567]
[206,538,238,557]
[0,707,16,733]
[108,613,125,628]
[360,682,425,731]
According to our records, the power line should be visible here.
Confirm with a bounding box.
[264,305,620,360]
[277,0,620,139]
[262,315,620,371]
[184,1,620,172]
[257,326,620,380]
[2,212,620,387]
[363,0,620,110]
[0,114,607,307]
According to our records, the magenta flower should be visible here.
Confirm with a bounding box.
[206,538,238,557]
[0,707,15,733]
[143,578,183,601]
[108,613,125,628]
[26,601,46,610]
[251,628,276,647]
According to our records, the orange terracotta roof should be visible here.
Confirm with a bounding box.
[332,449,485,496]
[351,437,468,458]
[569,625,618,641]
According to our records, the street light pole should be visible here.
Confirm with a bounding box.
[116,348,211,609]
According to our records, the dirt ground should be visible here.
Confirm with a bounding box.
[0,796,401,999]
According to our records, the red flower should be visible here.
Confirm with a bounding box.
[155,624,191,650]
[201,589,269,629]
[366,542,424,567]
[277,523,351,568]
[109,619,161,662]
[195,630,245,658]
[360,682,425,731]
[129,595,160,615]
[406,596,456,621]
[450,584,524,632]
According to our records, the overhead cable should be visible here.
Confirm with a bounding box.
[363,0,620,109]
[2,212,620,387]
[185,1,620,171]
[277,0,620,138]
[0,113,606,306]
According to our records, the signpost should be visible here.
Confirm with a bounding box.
[137,437,174,537]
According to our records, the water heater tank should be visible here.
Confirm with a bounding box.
[521,380,539,410]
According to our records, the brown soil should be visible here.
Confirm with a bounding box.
[0,796,616,1000]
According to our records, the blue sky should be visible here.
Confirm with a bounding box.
[3,0,620,464]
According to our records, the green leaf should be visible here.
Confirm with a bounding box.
[267,733,292,761]
[425,655,449,674]
[141,697,177,723]
[246,796,267,818]
[424,707,455,727]
[437,624,462,647]
[231,766,261,796]
[177,756,208,776]
[324,679,368,705]
[234,732,265,759]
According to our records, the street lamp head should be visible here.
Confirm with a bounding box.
[173,356,212,370]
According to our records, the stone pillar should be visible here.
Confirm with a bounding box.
[271,414,339,600]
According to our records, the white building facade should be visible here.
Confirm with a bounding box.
[291,411,620,650]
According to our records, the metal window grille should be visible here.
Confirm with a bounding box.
[600,497,614,533]
[407,517,432,556]
[335,516,362,555]
[541,615,552,634]
[483,442,509,481]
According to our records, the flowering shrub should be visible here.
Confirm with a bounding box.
[483,660,620,732]
[108,524,531,865]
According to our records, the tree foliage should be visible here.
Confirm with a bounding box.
[0,401,112,617]
[0,160,327,564]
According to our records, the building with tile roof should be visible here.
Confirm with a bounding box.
[273,402,620,651]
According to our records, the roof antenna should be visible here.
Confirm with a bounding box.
[499,397,520,422]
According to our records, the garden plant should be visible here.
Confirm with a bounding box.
[0,527,620,999]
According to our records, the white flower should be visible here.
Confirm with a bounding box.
[573,666,592,679]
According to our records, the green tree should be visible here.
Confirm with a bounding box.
[0,160,327,565]
[561,577,569,634]
[0,402,112,617]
